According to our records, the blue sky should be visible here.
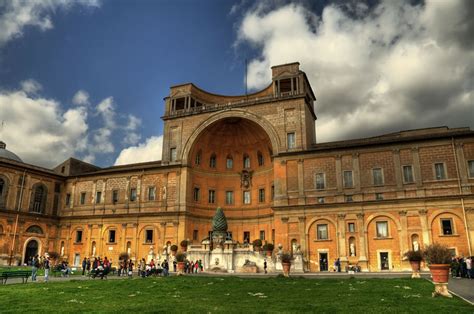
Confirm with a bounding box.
[0,0,472,168]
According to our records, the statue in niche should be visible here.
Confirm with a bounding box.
[292,241,298,253]
[60,245,65,257]
[350,243,356,257]
[413,241,419,252]
[240,170,253,189]
[149,246,155,256]
[162,186,167,200]
[127,247,131,255]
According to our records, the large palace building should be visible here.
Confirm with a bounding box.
[1,62,473,271]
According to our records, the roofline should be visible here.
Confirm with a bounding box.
[166,82,273,100]
[72,160,181,177]
[0,158,66,178]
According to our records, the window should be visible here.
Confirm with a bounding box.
[373,168,384,186]
[65,193,71,206]
[258,151,264,166]
[441,219,453,235]
[209,153,217,168]
[317,224,328,240]
[130,188,137,202]
[112,190,119,204]
[468,160,474,178]
[243,231,250,243]
[348,223,355,233]
[148,187,156,201]
[95,191,101,204]
[435,163,446,180]
[26,225,43,234]
[243,191,251,204]
[375,193,384,200]
[193,230,198,241]
[108,230,116,243]
[30,185,46,213]
[315,173,325,190]
[243,154,250,168]
[80,192,86,205]
[225,191,234,205]
[260,230,265,240]
[258,188,265,203]
[343,171,353,188]
[376,221,388,238]
[145,230,153,243]
[345,195,353,202]
[271,185,275,200]
[287,132,296,149]
[317,197,325,204]
[208,189,215,204]
[61,166,65,173]
[402,165,414,183]
[170,148,177,162]
[195,150,201,165]
[193,187,200,201]
[75,230,83,243]
[226,155,233,169]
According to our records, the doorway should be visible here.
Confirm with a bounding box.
[24,240,38,265]
[380,252,389,270]
[319,252,328,271]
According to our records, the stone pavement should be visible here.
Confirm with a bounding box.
[448,277,474,304]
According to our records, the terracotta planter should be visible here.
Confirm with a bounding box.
[409,260,421,278]
[429,264,450,283]
[177,262,185,275]
[282,262,291,277]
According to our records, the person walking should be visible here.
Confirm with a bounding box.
[264,260,267,274]
[86,258,91,275]
[31,255,39,282]
[82,257,87,276]
[43,256,50,283]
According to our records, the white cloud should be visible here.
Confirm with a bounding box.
[96,96,116,129]
[0,0,101,47]
[236,0,474,142]
[20,79,42,94]
[114,136,163,166]
[72,90,90,105]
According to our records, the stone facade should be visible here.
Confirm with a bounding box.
[1,62,473,272]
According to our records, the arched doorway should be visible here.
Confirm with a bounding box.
[24,240,38,265]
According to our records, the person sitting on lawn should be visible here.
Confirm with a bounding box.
[60,261,71,277]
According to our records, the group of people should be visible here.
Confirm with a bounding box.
[81,256,112,279]
[30,254,52,282]
[451,256,473,279]
[136,258,170,277]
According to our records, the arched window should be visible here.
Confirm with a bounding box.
[0,176,8,209]
[26,225,43,234]
[226,155,233,169]
[209,153,217,168]
[30,184,47,213]
[257,151,264,166]
[195,150,202,166]
[243,154,250,169]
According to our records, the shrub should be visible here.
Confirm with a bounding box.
[119,252,130,261]
[252,239,262,248]
[281,252,293,264]
[424,243,452,265]
[175,252,186,262]
[263,243,274,251]
[180,240,188,247]
[170,244,178,252]
[404,250,423,262]
[47,251,59,260]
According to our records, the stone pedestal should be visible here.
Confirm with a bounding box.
[432,283,452,298]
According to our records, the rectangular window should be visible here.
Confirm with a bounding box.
[145,230,153,243]
[271,185,275,200]
[225,191,234,205]
[193,187,200,202]
[148,187,156,201]
[317,224,328,240]
[95,191,102,204]
[80,192,86,205]
[170,147,177,162]
[208,189,215,204]
[243,191,251,204]
[193,230,198,241]
[108,230,116,243]
[226,158,233,169]
[260,230,265,240]
[345,195,353,202]
[317,197,325,204]
[441,219,453,235]
[373,168,384,186]
[376,221,388,238]
[258,188,265,203]
[375,193,384,200]
[435,163,446,180]
[112,190,119,204]
[130,188,137,202]
[348,223,355,233]
[402,165,414,183]
[75,230,83,243]
[315,173,325,190]
[287,132,296,149]
[468,160,474,178]
[243,231,250,243]
[65,193,71,206]
[343,170,353,188]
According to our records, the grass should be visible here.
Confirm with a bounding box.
[0,276,472,313]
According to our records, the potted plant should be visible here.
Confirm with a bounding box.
[252,239,262,252]
[262,243,274,257]
[404,250,423,278]
[170,244,178,256]
[175,252,186,275]
[180,240,188,252]
[424,243,453,297]
[281,252,293,277]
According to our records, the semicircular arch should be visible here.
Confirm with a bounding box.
[364,213,402,232]
[306,217,338,234]
[428,209,464,228]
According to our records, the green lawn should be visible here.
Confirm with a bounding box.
[0,276,472,313]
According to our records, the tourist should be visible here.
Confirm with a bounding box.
[31,255,39,281]
[190,260,194,274]
[82,257,87,276]
[139,258,146,277]
[199,259,203,272]
[264,260,267,274]
[162,260,169,276]
[336,258,341,272]
[43,255,50,283]
[173,260,177,272]
[86,258,91,275]
[466,256,472,279]
[128,260,134,277]
[194,260,199,273]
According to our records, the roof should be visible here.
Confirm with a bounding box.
[0,141,23,163]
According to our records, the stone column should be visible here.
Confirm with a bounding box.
[412,147,423,190]
[298,216,306,255]
[337,213,347,267]
[274,160,288,206]
[92,180,97,205]
[71,181,76,209]
[122,223,128,252]
[357,213,368,270]
[393,149,403,189]
[160,222,167,250]
[297,159,305,205]
[85,224,93,257]
[335,155,343,193]
[455,143,470,193]
[353,154,361,192]
[418,209,431,246]
[398,210,409,269]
